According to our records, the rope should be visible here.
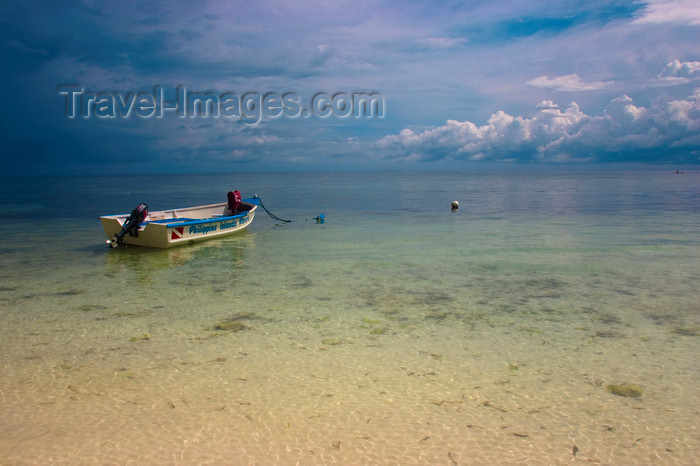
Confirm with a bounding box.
[253,195,292,223]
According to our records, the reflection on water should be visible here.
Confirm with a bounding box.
[104,232,255,285]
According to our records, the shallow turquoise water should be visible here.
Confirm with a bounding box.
[0,171,698,463]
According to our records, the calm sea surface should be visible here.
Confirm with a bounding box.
[0,171,698,464]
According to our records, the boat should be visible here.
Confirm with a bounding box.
[100,192,258,248]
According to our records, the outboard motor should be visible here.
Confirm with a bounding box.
[113,203,148,246]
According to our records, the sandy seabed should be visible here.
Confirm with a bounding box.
[1,292,697,465]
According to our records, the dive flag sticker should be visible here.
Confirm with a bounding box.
[171,227,184,240]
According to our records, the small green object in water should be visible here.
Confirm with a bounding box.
[130,333,150,342]
[606,383,643,398]
[212,321,248,332]
[508,364,519,371]
[322,338,342,346]
[674,326,699,337]
[369,327,385,335]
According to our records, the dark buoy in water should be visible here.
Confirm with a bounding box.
[451,201,459,211]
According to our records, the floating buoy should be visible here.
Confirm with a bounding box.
[451,201,459,210]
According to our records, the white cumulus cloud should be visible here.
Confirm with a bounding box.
[652,59,700,86]
[659,59,700,77]
[376,92,700,163]
[527,74,609,92]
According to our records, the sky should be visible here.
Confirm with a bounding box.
[1,0,699,174]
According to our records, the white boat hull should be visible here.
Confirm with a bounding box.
[100,201,257,248]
